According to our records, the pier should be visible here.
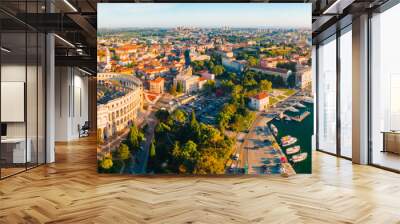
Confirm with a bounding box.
[290,111,311,122]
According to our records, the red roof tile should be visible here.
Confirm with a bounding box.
[251,92,269,100]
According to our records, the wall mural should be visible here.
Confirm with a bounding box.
[97,3,313,175]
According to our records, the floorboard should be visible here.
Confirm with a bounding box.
[1,136,400,223]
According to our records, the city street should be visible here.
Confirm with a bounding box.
[130,106,158,174]
[237,112,295,175]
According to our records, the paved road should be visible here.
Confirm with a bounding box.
[237,112,295,175]
[129,105,158,174]
[237,112,262,169]
[134,114,157,174]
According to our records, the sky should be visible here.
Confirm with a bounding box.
[98,3,311,29]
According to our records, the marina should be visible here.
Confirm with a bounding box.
[233,90,313,175]
[269,97,313,173]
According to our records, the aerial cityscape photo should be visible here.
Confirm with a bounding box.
[97,3,313,175]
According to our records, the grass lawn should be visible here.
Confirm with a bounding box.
[274,88,297,97]
[277,95,286,100]
[269,97,278,106]
[284,89,297,96]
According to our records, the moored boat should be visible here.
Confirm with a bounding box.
[286,145,300,155]
[281,135,297,147]
[295,102,306,108]
[302,97,313,104]
[287,107,299,112]
[270,124,278,136]
[291,152,308,163]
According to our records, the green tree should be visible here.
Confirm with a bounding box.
[287,74,296,88]
[180,140,199,162]
[172,141,181,157]
[217,112,230,131]
[100,155,113,169]
[150,141,156,158]
[194,149,225,174]
[190,110,198,128]
[118,143,131,160]
[237,52,249,60]
[231,85,243,103]
[277,62,297,72]
[226,72,237,82]
[169,84,177,95]
[207,60,215,70]
[155,109,170,122]
[171,109,187,124]
[203,80,215,94]
[155,122,171,133]
[247,56,258,67]
[176,82,184,93]
[220,80,234,93]
[259,80,272,92]
[212,65,225,76]
[244,77,257,90]
[111,55,120,61]
[184,49,191,66]
[190,110,201,141]
[191,60,205,71]
[128,124,145,151]
[200,124,223,146]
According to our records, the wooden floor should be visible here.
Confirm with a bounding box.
[1,136,400,224]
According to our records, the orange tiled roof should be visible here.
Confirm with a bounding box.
[97,49,106,57]
[251,92,269,100]
[149,77,164,83]
[199,77,207,81]
[115,44,139,52]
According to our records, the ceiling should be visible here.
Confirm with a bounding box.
[0,0,393,74]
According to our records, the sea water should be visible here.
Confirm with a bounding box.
[270,102,314,174]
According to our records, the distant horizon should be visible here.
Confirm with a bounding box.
[98,3,311,29]
[98,26,311,30]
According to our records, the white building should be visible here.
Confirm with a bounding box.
[249,66,292,82]
[248,92,269,111]
[191,54,210,61]
[174,74,201,93]
[97,73,144,141]
[198,70,215,80]
[296,67,312,89]
[222,57,247,73]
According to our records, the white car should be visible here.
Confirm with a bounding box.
[233,153,240,160]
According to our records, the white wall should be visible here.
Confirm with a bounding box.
[1,63,46,164]
[54,67,89,141]
[1,64,26,138]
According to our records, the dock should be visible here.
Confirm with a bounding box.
[290,111,311,122]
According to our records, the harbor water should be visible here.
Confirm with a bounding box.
[270,101,314,174]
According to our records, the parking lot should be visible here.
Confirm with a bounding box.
[178,94,229,125]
